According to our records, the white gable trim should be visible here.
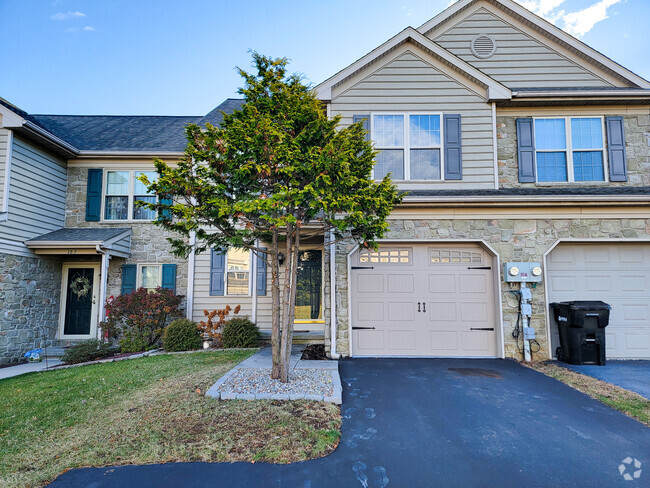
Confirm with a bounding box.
[417,0,650,89]
[314,27,511,102]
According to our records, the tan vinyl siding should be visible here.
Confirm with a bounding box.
[432,7,614,89]
[192,249,255,324]
[330,48,495,190]
[0,136,67,255]
[0,129,8,211]
[192,247,325,333]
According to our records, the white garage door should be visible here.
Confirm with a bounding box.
[547,243,650,359]
[351,244,497,357]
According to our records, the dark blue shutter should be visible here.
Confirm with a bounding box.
[605,116,627,182]
[256,248,267,296]
[209,249,226,296]
[443,114,462,180]
[516,118,536,183]
[121,264,137,295]
[161,264,177,292]
[159,196,172,221]
[85,169,103,221]
[353,115,370,141]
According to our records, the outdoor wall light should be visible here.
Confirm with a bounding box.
[278,252,286,266]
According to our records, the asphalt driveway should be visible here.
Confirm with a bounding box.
[558,360,650,399]
[50,359,649,487]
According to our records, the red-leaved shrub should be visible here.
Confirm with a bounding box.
[101,288,183,352]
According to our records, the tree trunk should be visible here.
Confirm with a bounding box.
[279,224,293,382]
[284,225,300,374]
[270,228,282,380]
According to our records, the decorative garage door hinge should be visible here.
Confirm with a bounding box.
[471,328,495,331]
[352,266,375,270]
[467,266,491,270]
[352,326,376,330]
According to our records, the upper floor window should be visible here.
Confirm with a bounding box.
[372,113,442,181]
[139,264,161,292]
[104,170,158,221]
[534,117,606,182]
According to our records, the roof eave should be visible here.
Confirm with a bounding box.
[400,195,650,206]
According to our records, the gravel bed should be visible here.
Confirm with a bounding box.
[219,368,334,396]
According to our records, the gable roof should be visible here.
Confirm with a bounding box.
[314,27,511,101]
[417,0,650,89]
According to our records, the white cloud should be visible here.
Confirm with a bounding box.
[561,0,622,37]
[51,11,86,21]
[66,25,95,33]
[83,26,95,31]
[516,0,624,38]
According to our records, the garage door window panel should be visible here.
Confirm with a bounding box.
[359,248,411,265]
[430,249,482,264]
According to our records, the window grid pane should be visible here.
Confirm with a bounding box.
[573,151,605,182]
[410,149,441,180]
[227,272,249,295]
[409,115,440,147]
[373,115,404,147]
[133,196,157,220]
[375,150,404,180]
[535,119,566,150]
[134,171,157,195]
[536,152,568,182]
[105,196,128,220]
[571,118,603,150]
[359,249,411,264]
[106,171,129,195]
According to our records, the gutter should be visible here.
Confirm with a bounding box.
[75,150,184,159]
[512,89,650,98]
[22,121,78,157]
[399,195,650,207]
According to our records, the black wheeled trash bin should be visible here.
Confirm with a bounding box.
[550,301,611,366]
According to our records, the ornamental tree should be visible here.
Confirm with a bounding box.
[142,53,401,382]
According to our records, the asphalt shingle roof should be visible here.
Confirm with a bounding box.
[27,227,131,242]
[3,98,246,153]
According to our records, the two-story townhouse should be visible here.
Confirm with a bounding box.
[2,0,649,366]
[312,0,650,361]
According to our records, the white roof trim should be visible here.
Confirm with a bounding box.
[512,89,650,98]
[417,0,650,89]
[314,27,511,101]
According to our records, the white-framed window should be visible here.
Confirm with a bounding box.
[371,113,443,181]
[226,248,251,296]
[534,117,607,183]
[103,170,158,221]
[138,264,162,291]
[359,248,412,264]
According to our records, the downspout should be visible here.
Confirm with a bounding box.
[251,239,258,323]
[96,245,110,339]
[186,231,196,320]
[492,102,499,189]
[1,129,14,218]
[329,230,339,358]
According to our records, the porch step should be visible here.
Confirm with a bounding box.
[43,346,66,358]
[259,330,324,345]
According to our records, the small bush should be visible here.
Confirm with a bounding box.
[163,319,202,352]
[222,317,260,348]
[101,287,184,352]
[61,340,118,365]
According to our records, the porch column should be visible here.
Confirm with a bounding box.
[97,250,110,339]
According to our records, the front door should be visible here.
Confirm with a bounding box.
[295,250,323,321]
[60,265,100,339]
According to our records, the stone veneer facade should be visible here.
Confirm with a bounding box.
[65,167,189,306]
[333,217,650,359]
[0,253,62,364]
[497,114,650,188]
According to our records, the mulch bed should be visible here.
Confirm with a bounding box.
[301,344,329,361]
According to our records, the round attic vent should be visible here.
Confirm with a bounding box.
[470,35,496,59]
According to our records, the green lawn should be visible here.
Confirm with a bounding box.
[0,350,341,488]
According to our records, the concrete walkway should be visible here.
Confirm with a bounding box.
[558,360,650,399]
[206,345,341,403]
[0,359,64,380]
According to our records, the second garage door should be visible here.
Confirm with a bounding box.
[351,244,497,357]
[547,243,650,359]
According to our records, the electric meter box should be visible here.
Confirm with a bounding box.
[504,262,543,283]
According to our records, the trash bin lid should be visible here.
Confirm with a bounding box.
[561,300,611,310]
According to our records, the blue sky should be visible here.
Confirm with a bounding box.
[1,0,648,116]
